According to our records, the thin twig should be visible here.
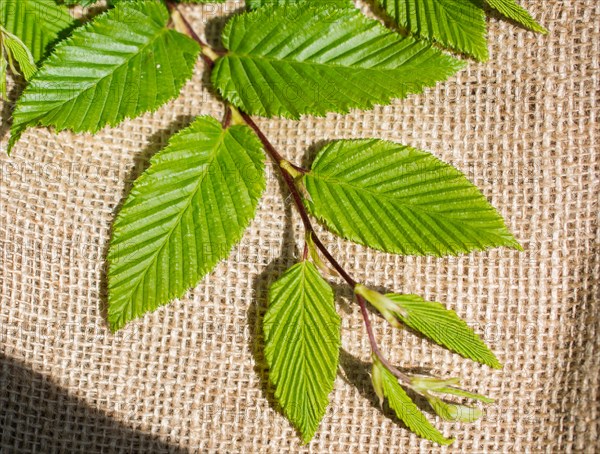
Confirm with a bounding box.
[357,295,411,383]
[303,242,309,261]
[167,1,217,67]
[222,107,232,128]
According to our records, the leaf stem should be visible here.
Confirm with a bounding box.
[222,107,232,128]
[357,294,411,383]
[167,1,219,66]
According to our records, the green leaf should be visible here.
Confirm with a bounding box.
[107,116,266,331]
[426,395,482,423]
[247,0,353,9]
[0,28,36,79]
[0,26,37,98]
[303,139,521,256]
[62,0,218,5]
[376,0,489,61]
[485,0,547,33]
[0,0,73,63]
[386,294,501,368]
[375,359,453,445]
[411,376,495,403]
[212,3,465,119]
[8,0,200,153]
[264,261,340,443]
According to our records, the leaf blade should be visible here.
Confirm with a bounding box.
[389,294,501,368]
[377,362,453,445]
[485,0,547,33]
[107,116,266,331]
[376,0,489,61]
[303,139,521,256]
[0,0,73,63]
[8,0,200,152]
[212,3,465,119]
[264,261,341,442]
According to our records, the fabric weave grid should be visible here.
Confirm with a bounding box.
[0,1,598,452]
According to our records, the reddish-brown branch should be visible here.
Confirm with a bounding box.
[169,5,408,384]
[167,1,216,68]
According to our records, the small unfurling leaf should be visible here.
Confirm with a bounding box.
[372,358,453,445]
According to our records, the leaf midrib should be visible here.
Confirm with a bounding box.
[307,172,496,224]
[223,48,437,74]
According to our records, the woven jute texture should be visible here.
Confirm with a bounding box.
[0,1,598,452]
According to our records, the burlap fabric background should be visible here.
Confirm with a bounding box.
[0,1,598,452]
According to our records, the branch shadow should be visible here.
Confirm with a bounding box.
[98,115,196,329]
[0,353,187,453]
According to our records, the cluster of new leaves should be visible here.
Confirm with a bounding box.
[2,0,545,445]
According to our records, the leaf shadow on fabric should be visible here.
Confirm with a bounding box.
[0,353,187,453]
[204,7,245,53]
[247,161,300,422]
